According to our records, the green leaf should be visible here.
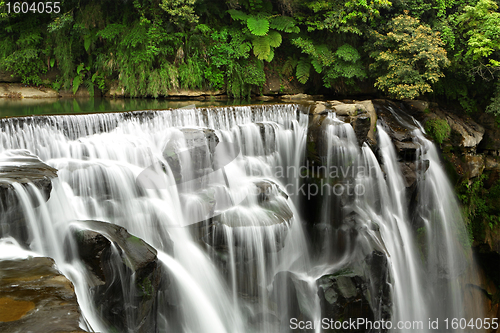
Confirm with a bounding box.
[311,58,322,73]
[270,16,299,33]
[335,44,361,62]
[296,58,311,84]
[77,63,85,75]
[266,48,275,62]
[72,76,82,95]
[227,9,249,21]
[84,36,91,52]
[247,17,270,36]
[267,30,282,48]
[252,36,271,60]
[50,58,55,68]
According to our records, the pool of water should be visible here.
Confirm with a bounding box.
[0,97,280,118]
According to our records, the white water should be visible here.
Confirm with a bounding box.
[0,105,313,332]
[0,104,481,332]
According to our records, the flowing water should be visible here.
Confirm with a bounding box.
[0,103,481,332]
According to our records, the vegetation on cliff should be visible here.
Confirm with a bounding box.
[0,0,499,109]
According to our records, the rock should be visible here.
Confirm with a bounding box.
[67,220,164,333]
[317,251,391,333]
[465,153,485,178]
[0,71,21,83]
[351,115,371,145]
[0,257,85,333]
[256,95,274,101]
[374,100,422,161]
[163,128,220,186]
[356,100,378,144]
[197,179,293,252]
[310,101,327,115]
[106,81,126,98]
[167,89,224,97]
[280,93,312,100]
[271,271,315,330]
[440,111,484,148]
[0,83,59,98]
[403,99,430,113]
[478,113,500,152]
[0,150,58,245]
[400,160,430,189]
[332,103,357,116]
[485,156,500,171]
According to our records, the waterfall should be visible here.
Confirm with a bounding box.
[0,103,482,332]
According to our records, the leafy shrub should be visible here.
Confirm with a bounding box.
[424,118,451,143]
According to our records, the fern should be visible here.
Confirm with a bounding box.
[247,17,270,36]
[227,9,249,21]
[311,58,322,73]
[270,16,300,33]
[252,36,271,60]
[335,44,361,62]
[296,58,311,84]
[281,56,298,76]
[267,30,282,47]
[97,24,125,40]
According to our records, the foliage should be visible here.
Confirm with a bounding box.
[457,173,500,243]
[369,13,450,99]
[424,118,451,143]
[486,82,500,117]
[0,0,498,107]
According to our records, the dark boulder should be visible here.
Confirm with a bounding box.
[317,251,392,333]
[67,220,164,333]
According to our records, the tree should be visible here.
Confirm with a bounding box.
[456,0,500,81]
[369,12,450,99]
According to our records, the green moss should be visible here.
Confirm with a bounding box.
[424,118,451,144]
[138,276,153,298]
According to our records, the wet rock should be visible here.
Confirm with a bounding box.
[197,179,293,253]
[0,150,58,245]
[67,220,164,333]
[271,271,316,330]
[317,251,391,333]
[374,100,423,161]
[0,150,57,203]
[163,128,219,186]
[0,257,85,333]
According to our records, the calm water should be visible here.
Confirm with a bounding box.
[0,97,280,118]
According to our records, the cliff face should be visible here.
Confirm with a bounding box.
[304,98,500,325]
[385,99,500,322]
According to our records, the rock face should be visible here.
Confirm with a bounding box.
[67,220,164,333]
[0,83,59,98]
[0,150,58,246]
[0,257,85,333]
[317,251,392,333]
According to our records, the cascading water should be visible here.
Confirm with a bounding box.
[0,105,313,333]
[0,102,484,333]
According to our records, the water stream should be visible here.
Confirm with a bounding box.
[0,103,481,332]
